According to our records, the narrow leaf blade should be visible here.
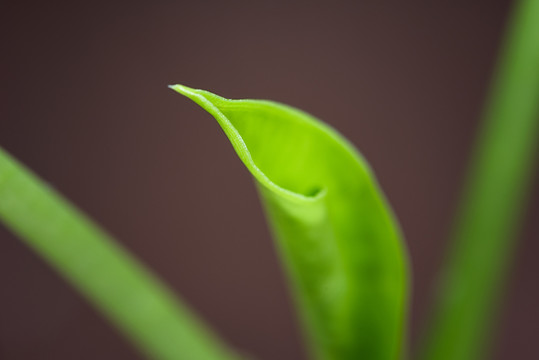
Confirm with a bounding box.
[0,146,238,360]
[420,0,539,359]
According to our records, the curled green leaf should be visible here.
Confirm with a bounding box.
[172,85,410,360]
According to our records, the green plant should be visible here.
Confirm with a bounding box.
[168,84,409,360]
[0,0,537,359]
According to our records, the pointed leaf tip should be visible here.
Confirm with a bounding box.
[168,84,197,95]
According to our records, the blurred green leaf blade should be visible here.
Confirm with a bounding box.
[0,146,239,360]
[419,0,539,359]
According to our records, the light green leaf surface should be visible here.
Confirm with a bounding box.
[0,146,238,360]
[172,85,410,360]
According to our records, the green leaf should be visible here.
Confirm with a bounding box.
[419,0,539,359]
[0,146,238,360]
[171,85,410,360]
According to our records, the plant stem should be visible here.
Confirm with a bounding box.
[420,0,539,359]
[0,146,237,360]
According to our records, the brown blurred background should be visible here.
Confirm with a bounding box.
[1,1,537,359]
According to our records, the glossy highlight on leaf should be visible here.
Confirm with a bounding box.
[171,85,410,360]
